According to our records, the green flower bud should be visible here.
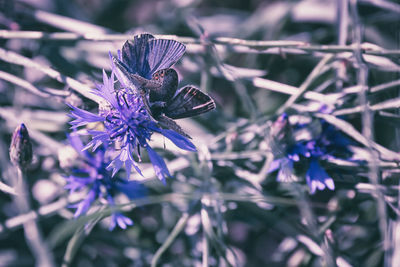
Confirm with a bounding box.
[9,123,32,169]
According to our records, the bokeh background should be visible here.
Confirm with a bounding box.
[1,0,400,266]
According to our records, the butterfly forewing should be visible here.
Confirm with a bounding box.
[147,39,186,76]
[121,34,154,77]
[121,34,185,79]
[112,56,161,95]
[164,86,215,119]
[112,57,141,93]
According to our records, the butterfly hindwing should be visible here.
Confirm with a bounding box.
[149,69,179,103]
[164,86,215,119]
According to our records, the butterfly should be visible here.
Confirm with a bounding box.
[112,34,215,137]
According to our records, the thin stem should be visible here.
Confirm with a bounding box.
[12,168,55,267]
[333,79,400,115]
[277,54,333,114]
[0,109,64,152]
[350,0,389,259]
[61,229,86,267]
[0,180,17,195]
[0,70,70,98]
[0,47,102,103]
[315,113,400,162]
[1,31,400,56]
[289,184,336,267]
[61,214,100,267]
[336,0,349,90]
[0,197,70,234]
[151,212,190,267]
[253,77,359,103]
[370,79,400,93]
[202,229,209,267]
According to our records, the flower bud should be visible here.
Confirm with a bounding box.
[9,123,33,169]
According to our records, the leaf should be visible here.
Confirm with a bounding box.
[48,208,111,248]
[61,214,101,267]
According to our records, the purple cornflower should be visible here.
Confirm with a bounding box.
[268,114,352,194]
[64,134,147,230]
[69,69,196,182]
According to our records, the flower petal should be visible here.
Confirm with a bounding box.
[158,129,196,151]
[68,104,104,129]
[306,159,335,194]
[146,146,171,183]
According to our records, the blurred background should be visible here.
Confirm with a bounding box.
[1,0,400,266]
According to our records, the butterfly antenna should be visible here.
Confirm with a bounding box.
[137,143,142,161]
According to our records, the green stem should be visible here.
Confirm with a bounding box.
[0,47,101,103]
[0,30,400,55]
[277,54,333,114]
[202,228,209,267]
[13,168,55,267]
[151,213,190,267]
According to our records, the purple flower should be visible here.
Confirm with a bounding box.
[69,69,196,182]
[268,157,296,182]
[64,134,147,230]
[306,158,335,194]
[108,212,133,230]
[268,114,352,194]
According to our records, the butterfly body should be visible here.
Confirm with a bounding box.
[112,34,215,137]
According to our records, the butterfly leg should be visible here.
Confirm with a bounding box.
[150,101,167,108]
[138,89,157,121]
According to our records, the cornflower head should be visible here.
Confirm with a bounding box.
[68,69,196,182]
[63,134,147,230]
[268,113,352,194]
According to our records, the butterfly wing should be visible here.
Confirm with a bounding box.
[147,39,186,75]
[112,56,162,93]
[121,34,185,79]
[121,33,154,78]
[149,69,179,103]
[164,86,215,119]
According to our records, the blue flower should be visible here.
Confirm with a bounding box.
[306,158,335,194]
[108,212,133,230]
[69,69,196,182]
[268,115,352,194]
[268,157,296,182]
[64,134,147,230]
